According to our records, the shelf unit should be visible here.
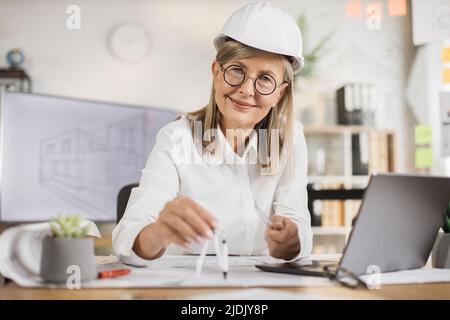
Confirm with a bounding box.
[304,125,396,253]
[304,125,396,185]
[308,175,370,185]
[311,226,351,235]
[0,68,32,92]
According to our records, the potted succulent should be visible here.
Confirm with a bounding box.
[432,203,450,268]
[40,215,96,283]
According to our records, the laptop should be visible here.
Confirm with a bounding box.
[256,173,450,277]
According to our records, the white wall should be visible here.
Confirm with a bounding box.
[0,0,230,111]
[0,0,416,171]
[290,0,415,172]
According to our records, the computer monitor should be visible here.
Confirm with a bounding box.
[0,90,178,222]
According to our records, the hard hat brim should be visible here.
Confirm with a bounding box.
[213,35,304,74]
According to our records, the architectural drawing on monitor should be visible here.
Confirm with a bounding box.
[39,112,166,217]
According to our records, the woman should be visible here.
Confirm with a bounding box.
[113,2,312,266]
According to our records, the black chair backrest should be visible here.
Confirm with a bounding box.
[117,183,139,224]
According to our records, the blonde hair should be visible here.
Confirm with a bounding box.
[187,38,295,175]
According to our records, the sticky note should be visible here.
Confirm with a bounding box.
[388,0,407,17]
[415,148,433,169]
[442,47,450,64]
[346,0,361,18]
[415,125,432,145]
[443,68,450,84]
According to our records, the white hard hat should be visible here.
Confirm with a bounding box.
[214,2,304,73]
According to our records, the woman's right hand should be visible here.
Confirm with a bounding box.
[154,196,218,248]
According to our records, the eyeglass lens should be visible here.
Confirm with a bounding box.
[324,266,368,289]
[223,65,277,95]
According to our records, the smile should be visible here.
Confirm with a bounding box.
[228,96,257,109]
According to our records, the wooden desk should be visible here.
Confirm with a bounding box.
[1,282,450,300]
[1,227,448,300]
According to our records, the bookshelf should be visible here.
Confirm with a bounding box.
[304,126,396,253]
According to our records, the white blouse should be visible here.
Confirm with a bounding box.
[112,115,312,266]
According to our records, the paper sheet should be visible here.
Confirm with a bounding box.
[87,255,333,288]
[360,267,450,285]
[82,254,450,288]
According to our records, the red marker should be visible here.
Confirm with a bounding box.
[98,268,131,279]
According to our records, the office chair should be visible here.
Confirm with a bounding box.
[307,183,366,226]
[116,183,139,224]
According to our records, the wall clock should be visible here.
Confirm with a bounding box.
[107,21,152,64]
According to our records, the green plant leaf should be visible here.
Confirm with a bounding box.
[443,208,450,233]
[49,214,87,238]
[294,14,334,81]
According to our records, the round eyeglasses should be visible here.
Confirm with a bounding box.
[323,265,369,289]
[220,64,286,96]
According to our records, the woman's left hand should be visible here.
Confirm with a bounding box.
[265,215,300,260]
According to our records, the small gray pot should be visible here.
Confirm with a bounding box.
[432,233,450,268]
[40,236,96,283]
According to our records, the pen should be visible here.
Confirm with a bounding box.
[260,214,274,228]
[98,268,131,279]
[255,205,274,228]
